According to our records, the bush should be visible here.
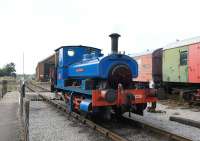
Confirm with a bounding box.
[0,62,16,77]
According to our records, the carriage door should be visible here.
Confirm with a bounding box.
[188,43,200,83]
[179,47,188,82]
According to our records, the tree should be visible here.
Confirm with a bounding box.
[5,62,16,75]
[0,62,16,77]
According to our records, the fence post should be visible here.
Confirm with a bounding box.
[2,80,7,98]
[0,81,2,99]
[20,81,25,116]
[22,82,25,98]
[24,100,30,141]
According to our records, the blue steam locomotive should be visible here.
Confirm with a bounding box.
[51,33,157,119]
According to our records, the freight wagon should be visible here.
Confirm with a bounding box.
[163,37,200,101]
[132,48,162,88]
[132,36,200,102]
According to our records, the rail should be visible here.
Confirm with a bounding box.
[124,114,192,141]
[26,82,128,141]
[170,116,200,129]
[28,81,50,92]
[27,82,194,141]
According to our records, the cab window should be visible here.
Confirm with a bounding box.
[67,49,75,56]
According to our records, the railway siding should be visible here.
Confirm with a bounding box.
[124,112,200,141]
[27,84,162,141]
[27,83,200,141]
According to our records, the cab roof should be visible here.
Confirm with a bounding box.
[55,45,101,51]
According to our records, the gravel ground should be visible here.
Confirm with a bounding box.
[35,82,50,91]
[29,100,110,141]
[25,92,40,100]
[125,112,200,141]
[99,119,168,141]
[41,92,57,99]
[36,92,200,141]
[31,92,164,141]
[41,93,167,141]
[123,102,200,141]
[145,101,200,122]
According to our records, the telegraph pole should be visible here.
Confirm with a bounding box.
[23,52,25,81]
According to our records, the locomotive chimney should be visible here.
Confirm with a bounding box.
[109,33,120,54]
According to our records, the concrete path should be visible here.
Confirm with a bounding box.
[0,92,21,141]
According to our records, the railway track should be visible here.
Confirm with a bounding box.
[26,82,194,141]
[26,82,127,141]
[26,81,50,92]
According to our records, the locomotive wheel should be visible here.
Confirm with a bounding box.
[134,103,147,116]
[135,109,143,115]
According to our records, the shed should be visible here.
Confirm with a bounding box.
[36,54,55,82]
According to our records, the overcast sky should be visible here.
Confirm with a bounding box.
[1,0,200,74]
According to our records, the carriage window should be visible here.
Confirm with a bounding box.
[180,51,188,66]
[68,49,75,56]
